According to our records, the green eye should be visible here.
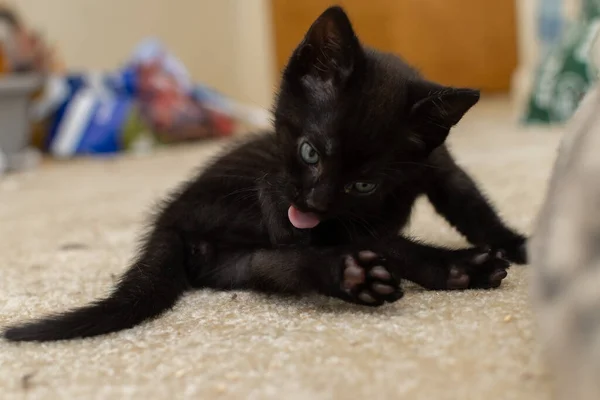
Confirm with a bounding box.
[352,182,378,194]
[299,142,319,164]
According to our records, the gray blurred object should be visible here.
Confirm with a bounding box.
[529,83,600,400]
[0,74,43,174]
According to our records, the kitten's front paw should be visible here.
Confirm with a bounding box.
[447,249,510,290]
[493,236,528,265]
[337,250,403,307]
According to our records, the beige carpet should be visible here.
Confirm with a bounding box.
[0,99,563,399]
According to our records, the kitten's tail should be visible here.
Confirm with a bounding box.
[3,231,190,342]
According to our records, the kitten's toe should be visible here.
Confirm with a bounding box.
[447,266,470,289]
[372,282,395,295]
[342,256,365,290]
[487,268,508,288]
[493,236,528,265]
[358,250,380,263]
[478,254,511,288]
[339,252,403,306]
[472,252,490,265]
[358,291,379,304]
[370,265,391,281]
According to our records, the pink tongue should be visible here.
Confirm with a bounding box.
[288,206,320,229]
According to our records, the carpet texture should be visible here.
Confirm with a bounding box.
[0,99,562,399]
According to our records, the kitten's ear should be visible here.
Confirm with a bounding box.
[408,85,480,151]
[290,6,360,84]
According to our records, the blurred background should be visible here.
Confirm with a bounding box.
[0,0,596,173]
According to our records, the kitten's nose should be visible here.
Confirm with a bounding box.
[306,198,327,212]
[306,187,332,212]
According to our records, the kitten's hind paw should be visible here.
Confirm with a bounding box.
[447,249,510,290]
[338,250,403,307]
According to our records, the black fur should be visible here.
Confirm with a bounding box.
[3,6,526,342]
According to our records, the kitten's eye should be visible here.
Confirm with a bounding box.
[299,142,319,165]
[350,182,378,195]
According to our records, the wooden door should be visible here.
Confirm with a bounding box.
[270,0,518,92]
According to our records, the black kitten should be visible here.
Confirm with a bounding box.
[4,6,526,342]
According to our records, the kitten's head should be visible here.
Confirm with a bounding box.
[274,6,479,229]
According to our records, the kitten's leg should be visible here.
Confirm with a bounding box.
[425,146,527,264]
[377,236,510,290]
[187,238,510,295]
[187,245,404,307]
